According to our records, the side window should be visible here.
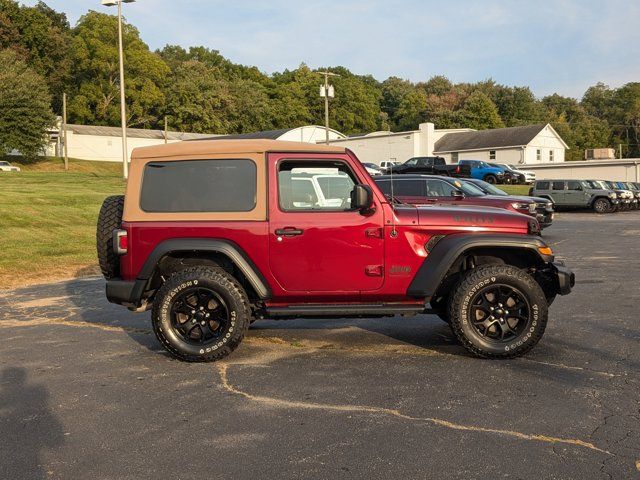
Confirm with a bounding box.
[549,150,555,162]
[376,180,391,195]
[394,179,425,196]
[536,181,550,190]
[140,159,257,212]
[489,150,496,160]
[552,181,565,191]
[567,181,582,191]
[451,152,459,163]
[425,179,456,197]
[278,160,357,211]
[536,149,542,161]
[405,158,418,166]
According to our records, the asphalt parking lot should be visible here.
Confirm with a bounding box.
[1,212,639,479]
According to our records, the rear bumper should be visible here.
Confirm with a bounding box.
[106,278,139,307]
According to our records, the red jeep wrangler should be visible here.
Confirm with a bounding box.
[97,140,574,362]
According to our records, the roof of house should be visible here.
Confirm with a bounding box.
[66,124,216,141]
[434,124,551,153]
[131,139,346,160]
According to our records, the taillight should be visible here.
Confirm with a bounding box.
[456,166,460,173]
[113,229,128,255]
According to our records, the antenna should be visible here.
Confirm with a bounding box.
[388,128,397,238]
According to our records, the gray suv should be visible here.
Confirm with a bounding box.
[531,179,618,213]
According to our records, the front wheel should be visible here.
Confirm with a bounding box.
[152,267,251,362]
[483,174,498,184]
[447,265,548,358]
[592,197,611,214]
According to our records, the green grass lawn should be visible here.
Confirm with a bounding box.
[0,158,124,288]
[499,184,532,196]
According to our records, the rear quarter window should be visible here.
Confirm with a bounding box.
[140,159,257,212]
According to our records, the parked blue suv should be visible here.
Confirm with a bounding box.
[458,160,506,184]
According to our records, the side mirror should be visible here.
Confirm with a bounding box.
[351,184,374,213]
[452,190,465,200]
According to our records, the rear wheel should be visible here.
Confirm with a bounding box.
[152,267,251,362]
[447,265,548,358]
[592,197,611,214]
[96,195,124,279]
[484,174,498,184]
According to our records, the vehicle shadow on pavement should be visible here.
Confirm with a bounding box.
[0,367,65,479]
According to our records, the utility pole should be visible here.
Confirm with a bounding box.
[62,92,69,171]
[102,0,135,179]
[317,71,339,145]
[164,116,168,144]
[619,143,623,159]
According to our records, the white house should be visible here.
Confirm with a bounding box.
[326,123,568,166]
[434,123,568,165]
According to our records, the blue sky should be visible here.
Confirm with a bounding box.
[22,0,640,98]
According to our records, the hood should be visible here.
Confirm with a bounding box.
[394,204,534,234]
[503,195,552,204]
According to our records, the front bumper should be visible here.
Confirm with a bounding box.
[554,263,575,295]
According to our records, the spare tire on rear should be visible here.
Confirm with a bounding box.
[96,195,124,279]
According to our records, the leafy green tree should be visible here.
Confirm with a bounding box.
[420,75,453,96]
[494,86,544,126]
[68,11,169,128]
[458,91,504,130]
[0,0,72,113]
[380,77,415,129]
[0,49,55,157]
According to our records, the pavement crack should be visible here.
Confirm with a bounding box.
[217,363,611,455]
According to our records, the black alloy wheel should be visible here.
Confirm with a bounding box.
[468,284,530,342]
[171,287,229,344]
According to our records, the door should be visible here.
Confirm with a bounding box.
[268,154,385,293]
[551,181,567,205]
[565,181,588,206]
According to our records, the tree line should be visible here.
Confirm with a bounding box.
[1,0,639,159]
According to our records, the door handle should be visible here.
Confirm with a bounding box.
[275,228,304,237]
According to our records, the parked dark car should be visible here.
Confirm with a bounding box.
[374,174,545,224]
[462,178,554,228]
[389,156,471,178]
[488,163,524,184]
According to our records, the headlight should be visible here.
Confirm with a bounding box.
[608,192,617,199]
[512,202,535,213]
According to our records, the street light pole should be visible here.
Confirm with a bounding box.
[102,0,135,179]
[317,71,339,145]
[117,0,128,179]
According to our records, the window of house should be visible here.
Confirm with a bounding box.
[552,181,566,191]
[140,159,257,212]
[549,150,554,162]
[278,160,358,211]
[451,152,459,163]
[489,150,496,160]
[536,149,542,161]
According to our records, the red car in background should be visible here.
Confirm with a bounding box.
[374,174,553,228]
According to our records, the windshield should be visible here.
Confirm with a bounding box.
[449,179,485,196]
[466,180,507,196]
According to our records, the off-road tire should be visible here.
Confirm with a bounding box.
[152,267,251,362]
[483,174,498,184]
[96,195,124,279]
[447,265,548,359]
[592,197,611,214]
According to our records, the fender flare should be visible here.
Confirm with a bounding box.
[137,238,271,300]
[407,233,553,298]
[587,195,609,207]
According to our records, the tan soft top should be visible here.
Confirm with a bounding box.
[131,139,346,161]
